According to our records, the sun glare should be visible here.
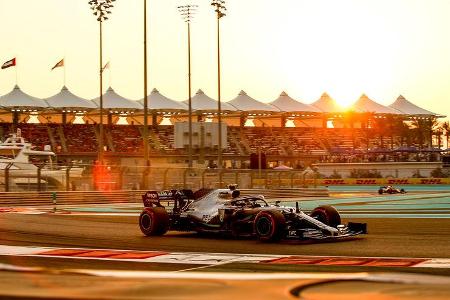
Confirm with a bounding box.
[331,90,360,108]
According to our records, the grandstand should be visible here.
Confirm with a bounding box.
[0,85,447,169]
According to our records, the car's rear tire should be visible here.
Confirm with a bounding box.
[254,210,285,242]
[139,207,169,236]
[310,205,341,228]
[378,189,383,194]
[400,188,405,193]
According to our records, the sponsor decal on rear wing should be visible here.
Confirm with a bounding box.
[142,190,194,207]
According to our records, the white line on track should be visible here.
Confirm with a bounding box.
[0,245,449,268]
[35,269,450,284]
[1,261,449,284]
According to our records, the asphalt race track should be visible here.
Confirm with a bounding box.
[0,188,449,299]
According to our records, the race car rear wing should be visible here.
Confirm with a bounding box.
[142,189,195,207]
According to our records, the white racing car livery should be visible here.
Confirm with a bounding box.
[139,187,367,242]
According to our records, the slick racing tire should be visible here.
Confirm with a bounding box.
[378,189,383,194]
[310,205,341,228]
[139,207,169,236]
[254,210,286,242]
[400,188,406,193]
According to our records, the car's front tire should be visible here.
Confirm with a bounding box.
[310,205,341,228]
[254,210,285,242]
[139,207,169,236]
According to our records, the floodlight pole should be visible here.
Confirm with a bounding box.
[178,5,197,169]
[211,0,226,187]
[99,20,104,164]
[188,21,192,168]
[143,0,150,188]
[89,0,116,165]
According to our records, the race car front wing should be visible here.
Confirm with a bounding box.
[286,222,367,240]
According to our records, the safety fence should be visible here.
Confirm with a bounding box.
[0,190,142,207]
[2,167,315,192]
[0,188,328,207]
[1,164,449,193]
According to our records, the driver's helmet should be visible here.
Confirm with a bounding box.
[228,184,238,191]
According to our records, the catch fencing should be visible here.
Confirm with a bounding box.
[0,188,328,207]
[1,163,449,193]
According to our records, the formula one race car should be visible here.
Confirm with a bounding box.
[138,187,367,242]
[378,186,406,194]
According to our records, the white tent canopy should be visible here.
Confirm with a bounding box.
[188,89,237,111]
[93,87,142,110]
[229,90,279,112]
[1,86,445,118]
[352,94,400,114]
[140,88,187,111]
[311,92,346,113]
[46,86,97,109]
[389,95,440,116]
[270,91,321,113]
[0,85,49,109]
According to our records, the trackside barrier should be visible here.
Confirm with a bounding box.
[239,188,328,198]
[252,177,450,186]
[0,188,329,207]
[0,191,143,207]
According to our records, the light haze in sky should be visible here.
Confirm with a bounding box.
[0,0,449,117]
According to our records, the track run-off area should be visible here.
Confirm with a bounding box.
[0,186,449,299]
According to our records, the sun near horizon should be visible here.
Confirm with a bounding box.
[0,0,449,119]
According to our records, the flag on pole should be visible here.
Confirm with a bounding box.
[51,59,64,71]
[101,61,110,73]
[1,58,16,69]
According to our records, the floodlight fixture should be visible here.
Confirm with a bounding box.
[88,0,116,166]
[178,4,198,168]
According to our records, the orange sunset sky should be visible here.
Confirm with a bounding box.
[0,0,449,117]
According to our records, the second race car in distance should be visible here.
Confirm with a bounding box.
[378,186,406,194]
[138,186,367,242]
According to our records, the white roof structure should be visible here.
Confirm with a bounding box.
[352,94,400,114]
[270,91,321,113]
[188,89,237,111]
[93,87,142,110]
[0,85,49,109]
[229,90,279,112]
[389,95,440,116]
[139,88,187,111]
[45,86,97,109]
[1,85,443,118]
[311,92,346,113]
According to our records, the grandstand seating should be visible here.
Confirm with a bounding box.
[154,126,176,154]
[60,124,98,153]
[0,123,419,162]
[108,125,142,153]
[0,123,52,151]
